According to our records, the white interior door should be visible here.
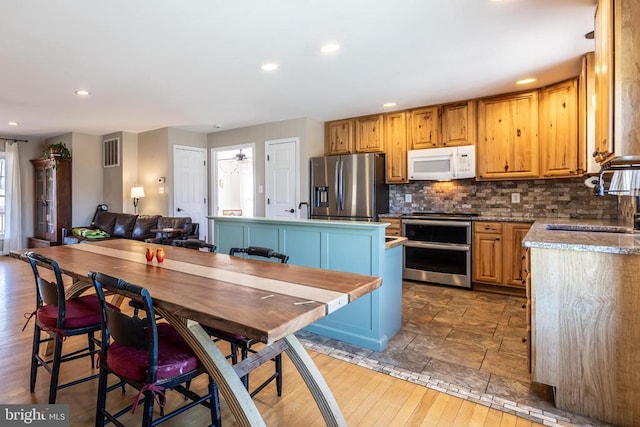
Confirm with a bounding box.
[173,146,207,239]
[265,138,299,219]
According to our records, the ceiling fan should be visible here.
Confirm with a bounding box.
[235,149,247,162]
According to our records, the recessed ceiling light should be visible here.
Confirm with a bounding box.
[8,121,18,126]
[75,89,91,96]
[516,78,536,85]
[382,102,397,108]
[261,63,278,71]
[320,43,340,53]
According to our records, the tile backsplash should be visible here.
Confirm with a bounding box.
[389,178,619,219]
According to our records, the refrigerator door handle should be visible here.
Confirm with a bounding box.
[334,159,341,211]
[339,158,345,211]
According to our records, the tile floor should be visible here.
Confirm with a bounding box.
[298,281,609,426]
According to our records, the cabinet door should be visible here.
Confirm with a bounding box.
[409,106,440,149]
[594,0,614,163]
[503,223,532,288]
[325,119,354,155]
[34,165,46,239]
[441,101,476,147]
[384,111,408,183]
[540,79,580,178]
[477,91,539,180]
[354,114,384,152]
[45,166,57,241]
[472,232,503,284]
[380,218,401,236]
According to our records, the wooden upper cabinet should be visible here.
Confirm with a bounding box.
[325,119,354,155]
[384,111,408,183]
[409,106,440,149]
[477,91,539,180]
[441,101,476,147]
[540,79,580,177]
[593,0,614,163]
[354,114,384,153]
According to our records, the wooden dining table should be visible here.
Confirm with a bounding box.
[14,239,382,427]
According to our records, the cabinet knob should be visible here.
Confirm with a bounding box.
[516,129,521,137]
[522,338,527,343]
[522,304,526,309]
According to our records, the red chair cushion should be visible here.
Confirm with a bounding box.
[36,294,116,329]
[107,323,200,383]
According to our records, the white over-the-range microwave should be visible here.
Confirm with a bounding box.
[407,145,475,180]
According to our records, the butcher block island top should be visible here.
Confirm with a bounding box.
[523,220,640,426]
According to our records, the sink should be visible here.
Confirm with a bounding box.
[544,224,629,233]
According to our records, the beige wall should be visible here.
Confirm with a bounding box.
[68,132,103,225]
[102,131,139,213]
[208,117,324,217]
[138,127,170,215]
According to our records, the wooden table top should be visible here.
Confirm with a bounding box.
[15,240,382,344]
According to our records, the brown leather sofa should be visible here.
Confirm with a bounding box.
[63,211,195,245]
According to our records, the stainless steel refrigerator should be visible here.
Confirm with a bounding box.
[310,153,389,221]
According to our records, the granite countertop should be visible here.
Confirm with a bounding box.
[523,218,640,254]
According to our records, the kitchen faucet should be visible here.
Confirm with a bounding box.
[298,202,310,219]
[594,156,640,230]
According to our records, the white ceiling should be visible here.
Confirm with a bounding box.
[0,0,596,139]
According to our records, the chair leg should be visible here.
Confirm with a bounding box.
[95,368,109,427]
[141,389,155,427]
[88,331,96,369]
[240,345,249,390]
[30,325,41,393]
[208,378,221,427]
[48,335,64,404]
[275,354,283,397]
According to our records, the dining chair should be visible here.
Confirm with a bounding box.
[90,271,221,427]
[206,246,289,397]
[25,251,111,404]
[172,239,216,252]
[228,246,289,264]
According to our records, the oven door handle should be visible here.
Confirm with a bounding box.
[402,219,471,227]
[404,241,470,251]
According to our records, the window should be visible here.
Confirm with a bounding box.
[0,155,5,237]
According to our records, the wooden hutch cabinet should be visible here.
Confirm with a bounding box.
[28,158,72,248]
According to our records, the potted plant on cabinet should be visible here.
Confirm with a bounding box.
[42,142,71,167]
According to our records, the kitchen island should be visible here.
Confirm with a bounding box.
[209,216,404,351]
[523,219,640,426]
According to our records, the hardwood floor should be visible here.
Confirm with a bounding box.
[0,255,544,426]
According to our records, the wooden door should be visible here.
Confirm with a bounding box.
[441,101,476,147]
[540,79,579,178]
[354,114,384,152]
[325,119,353,155]
[472,224,503,285]
[409,106,440,149]
[384,111,408,183]
[477,91,539,180]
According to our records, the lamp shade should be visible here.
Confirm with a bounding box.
[130,186,145,199]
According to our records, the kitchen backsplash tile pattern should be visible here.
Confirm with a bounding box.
[389,178,619,219]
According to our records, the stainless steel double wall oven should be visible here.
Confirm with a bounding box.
[402,212,477,288]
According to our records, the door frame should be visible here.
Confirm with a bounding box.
[264,137,300,219]
[173,145,208,239]
[210,143,256,219]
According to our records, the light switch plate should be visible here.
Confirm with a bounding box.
[511,193,520,203]
[405,194,412,203]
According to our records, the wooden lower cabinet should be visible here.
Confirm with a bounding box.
[472,221,532,292]
[379,217,401,236]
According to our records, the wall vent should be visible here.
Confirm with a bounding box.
[103,138,120,168]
